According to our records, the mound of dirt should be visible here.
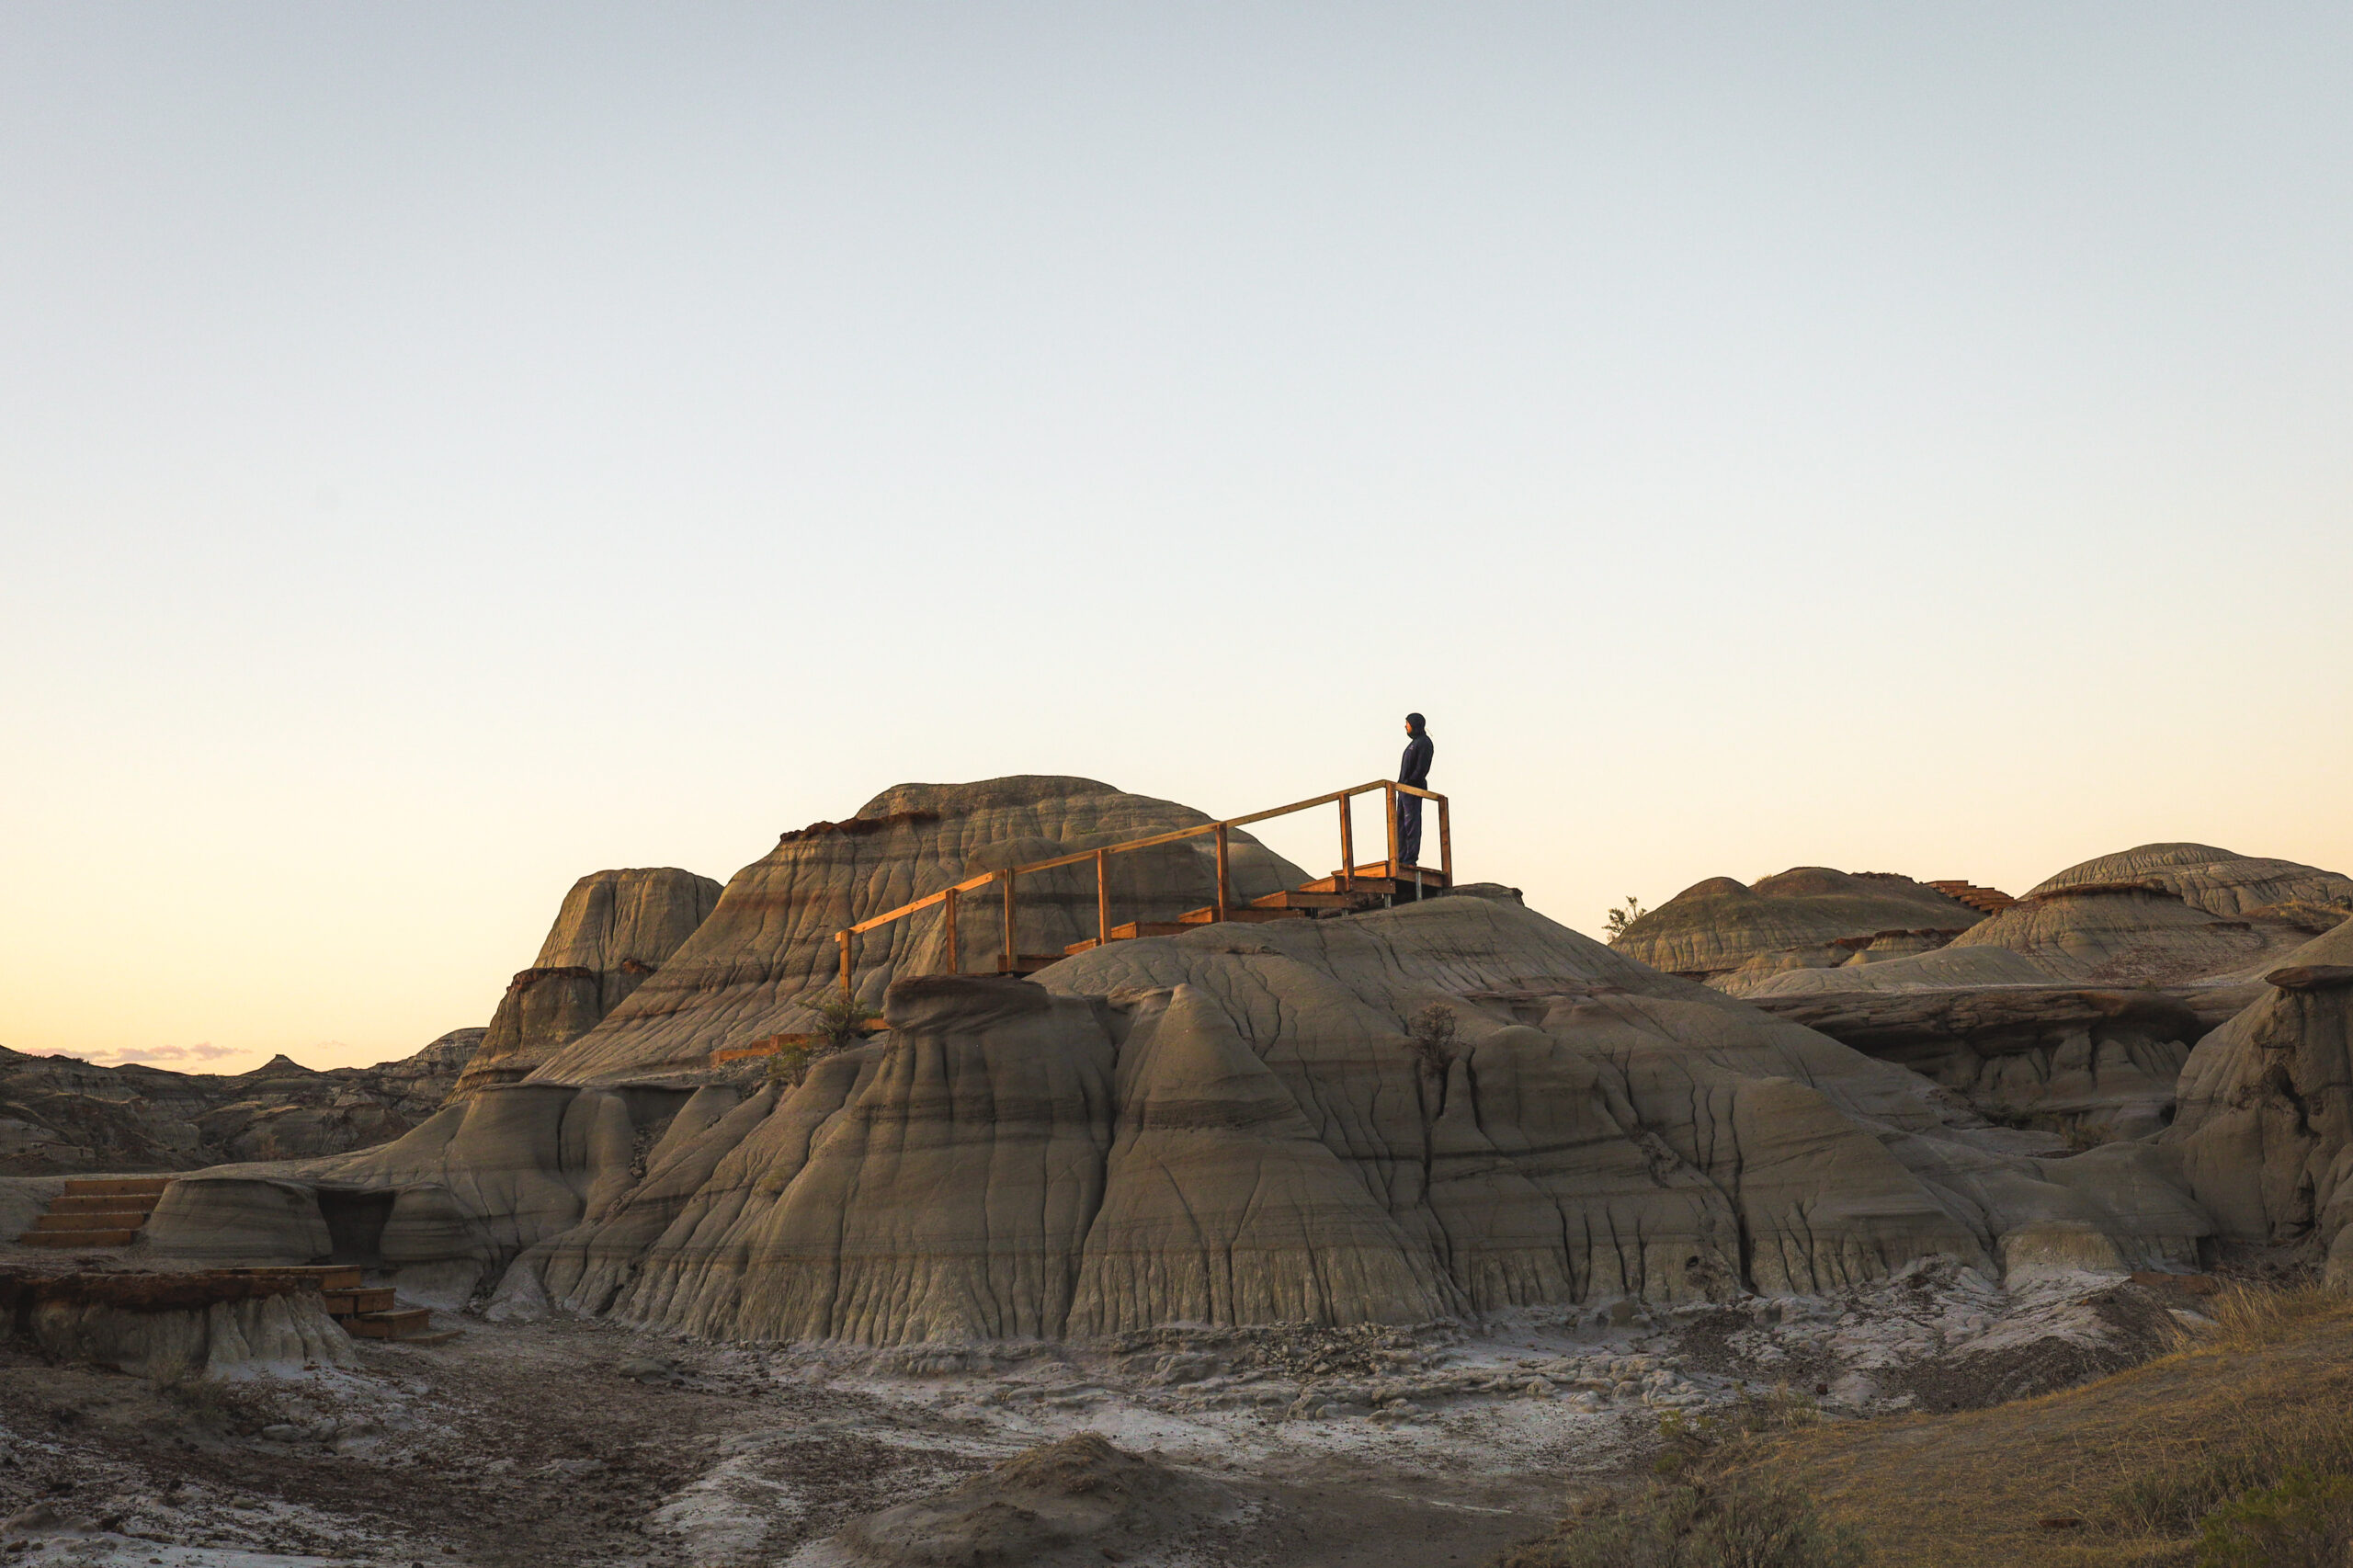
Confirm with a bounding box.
[799,1432,1239,1567]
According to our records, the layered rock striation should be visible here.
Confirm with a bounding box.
[451,868,723,1099]
[154,893,2208,1340]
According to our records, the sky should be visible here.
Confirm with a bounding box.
[4,3,2348,1074]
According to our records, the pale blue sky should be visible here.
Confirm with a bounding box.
[5,4,2348,1069]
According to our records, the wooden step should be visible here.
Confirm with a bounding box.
[347,1308,434,1339]
[1108,921,1191,940]
[1339,861,1449,887]
[995,954,1067,975]
[1295,875,1409,896]
[18,1229,140,1248]
[324,1288,398,1315]
[33,1211,146,1233]
[1176,906,1307,926]
[1063,938,1103,955]
[49,1194,161,1217]
[62,1176,173,1198]
[222,1266,365,1290]
[1249,889,1370,911]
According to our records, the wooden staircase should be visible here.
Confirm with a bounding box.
[17,1176,173,1248]
[221,1265,441,1340]
[836,778,1455,989]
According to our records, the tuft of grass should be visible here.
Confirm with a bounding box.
[2186,1281,2351,1354]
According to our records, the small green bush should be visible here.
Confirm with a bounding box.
[2197,1469,2353,1568]
[1655,1384,1823,1478]
[767,991,879,1085]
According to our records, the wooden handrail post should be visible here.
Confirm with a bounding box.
[1338,796,1354,892]
[1095,848,1110,947]
[943,887,959,973]
[1213,823,1230,922]
[1438,795,1452,884]
[1001,870,1017,971]
[1384,782,1400,874]
[837,929,852,1003]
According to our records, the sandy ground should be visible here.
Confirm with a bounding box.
[0,1225,2207,1568]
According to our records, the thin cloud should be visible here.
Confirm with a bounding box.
[74,1041,245,1068]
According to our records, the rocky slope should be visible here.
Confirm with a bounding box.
[451,867,723,1099]
[149,893,2207,1340]
[522,776,1308,1087]
[0,1028,483,1176]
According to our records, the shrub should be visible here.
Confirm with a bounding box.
[2196,1470,2353,1568]
[1606,897,1649,941]
[1654,1384,1822,1478]
[767,991,878,1085]
[1404,1004,1459,1081]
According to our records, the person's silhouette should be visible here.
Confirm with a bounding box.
[1396,713,1433,867]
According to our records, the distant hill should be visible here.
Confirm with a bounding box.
[0,1028,482,1175]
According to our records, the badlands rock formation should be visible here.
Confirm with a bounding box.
[521,778,1307,1087]
[150,890,2209,1340]
[2027,842,2353,924]
[2167,917,2353,1246]
[451,867,723,1099]
[1699,846,2350,1143]
[1609,869,1988,990]
[0,1029,484,1176]
[0,1267,356,1381]
[1745,985,2200,1143]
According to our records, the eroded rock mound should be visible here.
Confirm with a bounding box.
[156,894,2209,1340]
[452,867,722,1098]
[1610,868,1988,990]
[523,777,1308,1087]
[2027,843,2353,925]
[2168,918,2353,1245]
[795,1433,1238,1568]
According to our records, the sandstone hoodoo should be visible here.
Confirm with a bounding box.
[451,866,723,1099]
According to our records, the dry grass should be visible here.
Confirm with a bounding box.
[1717,1281,2353,1567]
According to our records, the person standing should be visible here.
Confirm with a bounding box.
[1395,712,1433,867]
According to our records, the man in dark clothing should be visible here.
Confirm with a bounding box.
[1396,712,1433,867]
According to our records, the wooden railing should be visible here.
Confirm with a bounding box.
[833,779,1450,999]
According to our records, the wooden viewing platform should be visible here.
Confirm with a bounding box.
[834,778,1451,998]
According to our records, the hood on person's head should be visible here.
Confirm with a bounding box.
[1405,712,1427,736]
